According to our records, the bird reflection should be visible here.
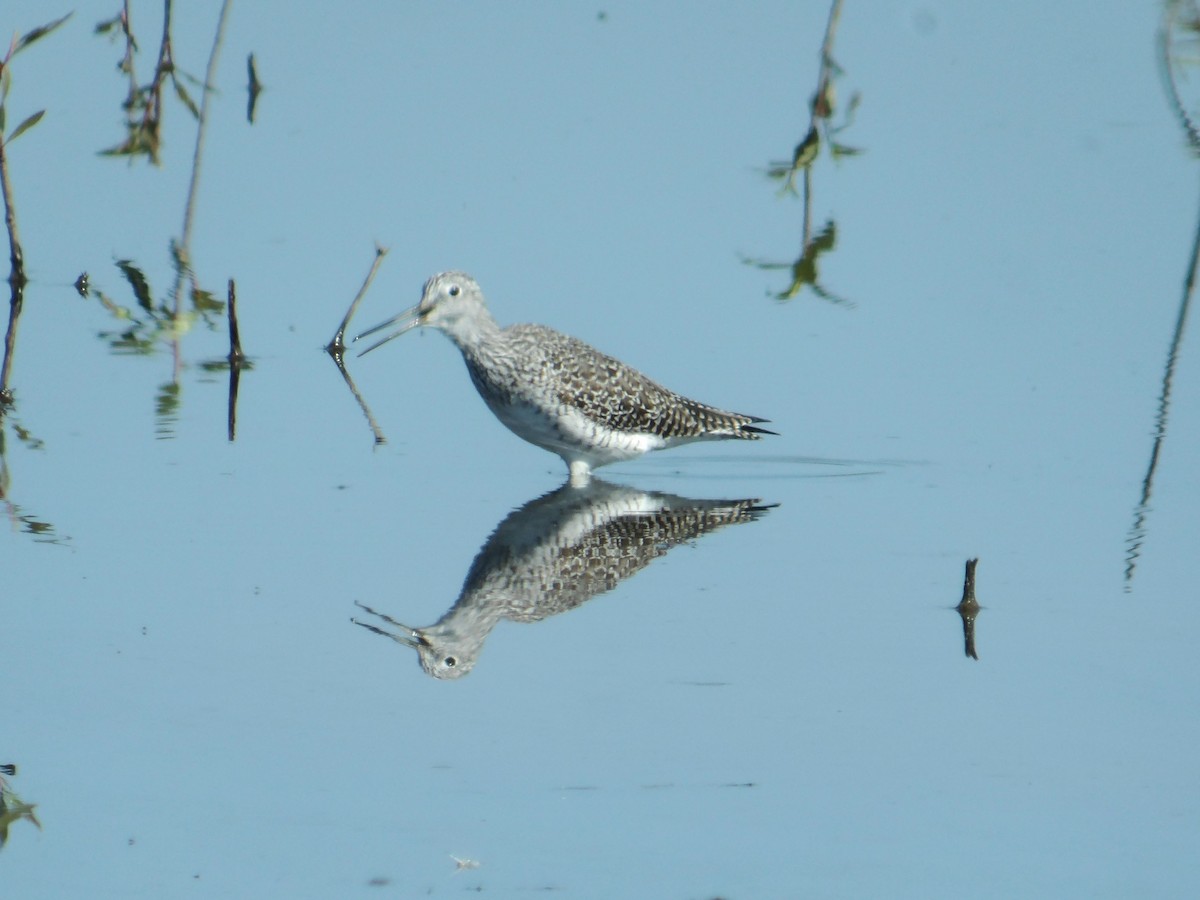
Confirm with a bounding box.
[353,478,775,679]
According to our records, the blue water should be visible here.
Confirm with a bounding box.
[3,2,1198,896]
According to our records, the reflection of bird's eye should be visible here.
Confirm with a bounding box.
[448,285,461,297]
[445,657,457,668]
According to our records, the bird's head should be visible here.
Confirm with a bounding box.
[356,271,493,354]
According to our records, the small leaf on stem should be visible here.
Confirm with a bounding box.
[14,13,73,57]
[6,109,45,144]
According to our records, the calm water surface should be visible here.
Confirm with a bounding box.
[4,2,1198,897]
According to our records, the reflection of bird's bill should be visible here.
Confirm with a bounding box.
[354,303,423,356]
[352,600,427,649]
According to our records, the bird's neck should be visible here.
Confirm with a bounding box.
[440,308,503,357]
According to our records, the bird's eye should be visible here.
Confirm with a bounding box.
[448,284,461,297]
[444,656,457,668]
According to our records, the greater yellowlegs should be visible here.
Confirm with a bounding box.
[357,272,774,484]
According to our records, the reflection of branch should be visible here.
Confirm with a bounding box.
[1,14,73,401]
[88,259,221,356]
[98,0,214,164]
[159,0,230,389]
[0,420,68,545]
[0,157,23,403]
[814,0,844,109]
[87,7,237,440]
[98,1,171,163]
[112,1,140,105]
[754,0,858,307]
[1127,3,1200,588]
[742,221,853,305]
[767,0,850,200]
[1158,1,1200,154]
[195,277,252,441]
[330,358,388,447]
[1,49,31,397]
[327,246,390,445]
[1125,196,1199,587]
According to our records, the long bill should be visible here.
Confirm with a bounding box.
[353,303,424,356]
[351,613,429,650]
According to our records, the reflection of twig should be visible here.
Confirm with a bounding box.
[0,421,68,545]
[98,0,213,164]
[158,0,230,391]
[1127,4,1200,588]
[767,0,848,201]
[88,7,236,440]
[98,1,171,163]
[0,149,24,404]
[326,246,389,445]
[112,1,140,103]
[1158,1,1200,155]
[1,13,73,402]
[1,39,31,399]
[755,0,858,307]
[331,358,388,446]
[1125,197,1198,587]
[226,353,242,441]
[741,221,853,305]
[955,558,981,660]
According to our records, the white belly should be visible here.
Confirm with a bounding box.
[486,395,663,468]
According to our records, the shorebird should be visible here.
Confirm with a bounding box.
[357,272,773,484]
